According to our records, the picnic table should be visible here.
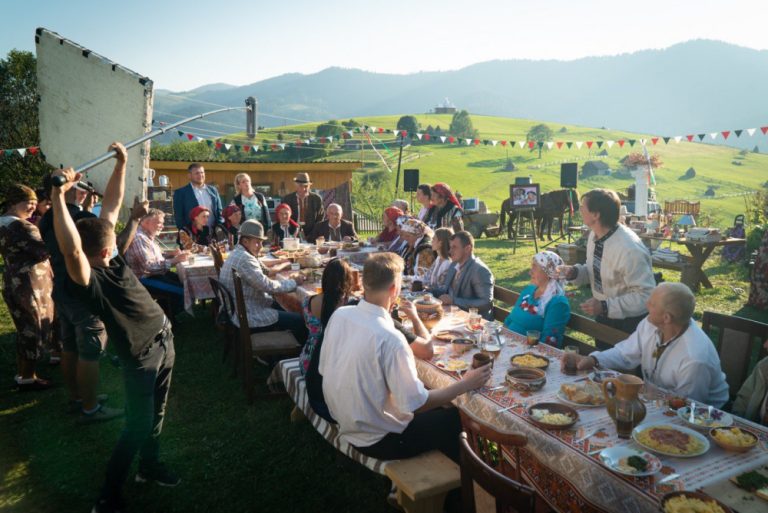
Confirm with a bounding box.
[640,235,746,291]
[176,254,217,312]
[419,311,768,513]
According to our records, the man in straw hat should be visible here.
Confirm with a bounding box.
[281,172,324,242]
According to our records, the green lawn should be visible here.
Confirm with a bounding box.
[1,237,764,512]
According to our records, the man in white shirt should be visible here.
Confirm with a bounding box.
[319,253,491,462]
[576,282,729,407]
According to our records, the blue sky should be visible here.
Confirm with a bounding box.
[2,0,766,91]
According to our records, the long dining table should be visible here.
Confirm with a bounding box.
[420,311,768,513]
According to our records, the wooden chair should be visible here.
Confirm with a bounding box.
[209,244,224,276]
[231,269,301,403]
[459,432,536,513]
[663,199,701,218]
[459,410,528,483]
[701,311,768,398]
[208,277,238,373]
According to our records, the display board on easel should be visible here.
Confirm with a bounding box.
[508,184,540,254]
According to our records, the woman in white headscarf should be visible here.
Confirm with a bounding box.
[503,250,571,348]
[399,218,435,276]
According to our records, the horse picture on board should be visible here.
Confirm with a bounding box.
[499,189,580,241]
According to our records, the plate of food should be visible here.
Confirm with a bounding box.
[660,491,734,513]
[632,423,710,458]
[557,382,606,407]
[510,353,550,370]
[433,330,465,342]
[435,359,469,372]
[677,406,733,431]
[710,426,759,453]
[598,446,662,477]
[588,370,621,384]
[731,469,768,501]
[526,402,578,430]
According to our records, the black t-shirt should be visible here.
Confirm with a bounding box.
[39,204,96,291]
[68,255,166,361]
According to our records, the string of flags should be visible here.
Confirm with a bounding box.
[0,146,41,158]
[163,123,768,154]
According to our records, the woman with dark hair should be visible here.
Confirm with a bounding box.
[301,258,356,422]
[0,184,55,390]
[428,227,453,289]
[426,182,463,233]
[271,202,300,246]
[370,206,403,245]
[179,206,212,249]
[415,183,432,221]
[222,204,242,247]
[230,173,271,229]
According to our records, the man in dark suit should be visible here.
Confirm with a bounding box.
[430,231,494,320]
[172,163,223,230]
[281,172,324,241]
[311,203,357,243]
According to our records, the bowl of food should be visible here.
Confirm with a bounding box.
[510,353,550,370]
[659,491,733,513]
[632,423,710,458]
[506,367,547,392]
[526,402,578,430]
[451,338,474,355]
[677,406,733,431]
[709,426,758,453]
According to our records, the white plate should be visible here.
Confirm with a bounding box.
[556,389,605,408]
[598,446,662,477]
[435,359,469,372]
[676,406,733,431]
[631,423,710,458]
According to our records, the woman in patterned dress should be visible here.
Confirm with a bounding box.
[0,184,55,390]
[399,218,436,277]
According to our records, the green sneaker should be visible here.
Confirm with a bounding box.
[78,404,123,424]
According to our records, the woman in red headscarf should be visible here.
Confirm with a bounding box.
[370,206,403,245]
[178,206,226,250]
[222,204,243,247]
[272,202,300,246]
[426,182,464,233]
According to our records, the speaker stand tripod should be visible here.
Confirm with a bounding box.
[512,208,538,255]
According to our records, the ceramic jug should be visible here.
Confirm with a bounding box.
[601,374,647,436]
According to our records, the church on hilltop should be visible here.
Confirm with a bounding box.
[434,97,457,114]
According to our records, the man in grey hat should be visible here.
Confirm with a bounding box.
[220,220,308,343]
[281,172,324,242]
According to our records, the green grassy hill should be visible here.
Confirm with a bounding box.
[232,113,768,225]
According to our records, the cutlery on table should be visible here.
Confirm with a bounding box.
[587,447,609,456]
[689,401,696,423]
[574,428,606,444]
[497,402,526,413]
[487,385,507,392]
[657,473,680,485]
[707,405,713,421]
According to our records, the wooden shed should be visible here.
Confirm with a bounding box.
[149,160,362,204]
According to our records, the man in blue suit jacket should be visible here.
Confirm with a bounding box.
[431,231,495,320]
[172,163,223,230]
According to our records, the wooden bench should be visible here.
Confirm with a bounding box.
[493,285,630,353]
[275,358,461,511]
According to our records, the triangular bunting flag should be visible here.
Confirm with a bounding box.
[537,141,544,149]
[378,127,384,133]
[424,134,431,141]
[686,135,694,142]
[674,136,682,143]
[556,141,564,149]
[17,148,26,157]
[319,137,327,144]
[482,140,490,146]
[586,141,593,149]
[762,127,768,135]
[596,141,603,148]
[416,133,423,140]
[400,130,408,137]
[369,127,376,133]
[747,128,756,136]
[279,144,285,150]
[215,142,223,150]
[186,134,194,141]
[448,136,455,143]
[546,142,553,150]
[491,140,498,147]
[224,143,232,151]
[662,137,670,144]
[734,130,743,138]
[295,139,303,146]
[606,141,614,148]
[243,145,251,152]
[721,131,730,140]
[4,150,13,157]
[697,134,705,141]
[651,138,659,145]
[527,141,535,149]
[566,142,573,149]
[440,136,447,143]
[28,147,40,155]
[270,144,278,151]
[575,142,583,149]
[465,139,472,145]
[177,130,184,137]
[195,137,204,143]
[500,140,507,146]
[628,139,636,147]
[327,136,333,143]
[474,139,481,146]
[234,145,241,152]
[639,138,647,145]
[709,132,718,140]
[251,146,259,153]
[617,140,625,147]
[205,140,214,148]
